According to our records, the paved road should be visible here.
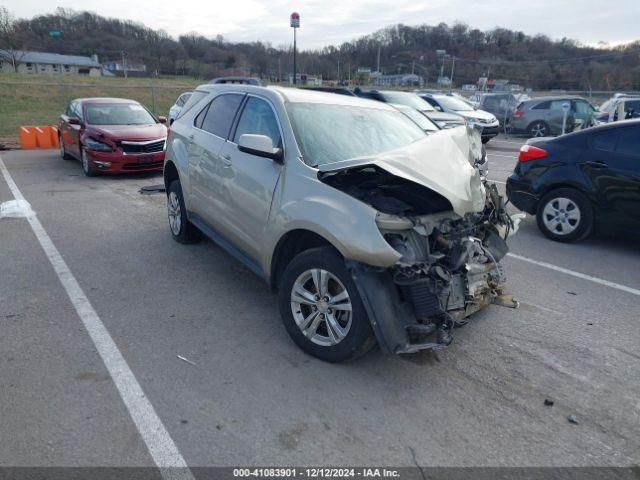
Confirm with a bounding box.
[1,139,639,473]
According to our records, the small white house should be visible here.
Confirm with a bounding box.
[0,50,102,76]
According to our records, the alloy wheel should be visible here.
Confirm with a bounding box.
[531,122,547,137]
[290,268,353,347]
[542,197,581,235]
[167,191,182,236]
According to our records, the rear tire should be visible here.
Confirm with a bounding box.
[167,180,201,244]
[528,121,550,138]
[536,188,593,242]
[60,137,72,160]
[278,247,376,362]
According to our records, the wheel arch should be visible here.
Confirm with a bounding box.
[163,160,180,192]
[269,229,343,293]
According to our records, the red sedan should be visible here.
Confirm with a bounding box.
[58,97,168,176]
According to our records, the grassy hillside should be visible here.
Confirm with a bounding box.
[0,73,202,147]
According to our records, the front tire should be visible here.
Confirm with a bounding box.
[278,247,375,362]
[81,147,96,177]
[536,188,593,242]
[167,180,201,244]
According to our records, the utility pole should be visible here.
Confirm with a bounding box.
[121,50,128,79]
[412,60,415,75]
[376,44,381,73]
[290,12,300,84]
[337,57,340,83]
[449,57,455,93]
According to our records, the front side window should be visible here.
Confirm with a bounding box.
[233,97,281,147]
[286,103,426,167]
[200,94,244,138]
[85,104,156,125]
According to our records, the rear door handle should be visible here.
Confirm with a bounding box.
[188,134,194,140]
[585,160,608,169]
[221,154,232,166]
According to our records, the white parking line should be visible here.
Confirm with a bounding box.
[0,156,195,480]
[487,153,518,159]
[507,252,640,297]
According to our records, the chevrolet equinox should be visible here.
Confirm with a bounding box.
[163,84,517,362]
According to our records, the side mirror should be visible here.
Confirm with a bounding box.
[68,117,81,125]
[435,105,443,112]
[237,134,283,162]
[158,116,167,124]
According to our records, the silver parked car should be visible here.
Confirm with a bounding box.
[510,96,596,137]
[163,84,517,362]
[168,92,192,125]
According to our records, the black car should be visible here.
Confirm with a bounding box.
[352,88,465,129]
[506,119,640,242]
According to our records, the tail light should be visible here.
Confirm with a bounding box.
[519,144,548,162]
[513,110,524,118]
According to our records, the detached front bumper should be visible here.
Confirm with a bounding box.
[85,149,165,174]
[349,256,502,354]
[348,184,515,355]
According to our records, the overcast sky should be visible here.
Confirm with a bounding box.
[3,0,639,49]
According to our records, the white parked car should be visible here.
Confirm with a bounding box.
[168,92,192,125]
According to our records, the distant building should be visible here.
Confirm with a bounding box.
[0,50,102,76]
[371,72,422,87]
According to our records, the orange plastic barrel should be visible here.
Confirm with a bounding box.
[49,126,60,147]
[19,126,38,149]
[34,126,53,148]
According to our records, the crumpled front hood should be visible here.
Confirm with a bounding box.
[318,127,486,217]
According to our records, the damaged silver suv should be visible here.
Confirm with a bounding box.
[163,84,517,362]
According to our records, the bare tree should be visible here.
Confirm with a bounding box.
[0,6,27,72]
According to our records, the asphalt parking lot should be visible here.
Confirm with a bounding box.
[1,136,639,474]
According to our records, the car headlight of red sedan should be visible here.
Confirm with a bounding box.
[84,137,113,152]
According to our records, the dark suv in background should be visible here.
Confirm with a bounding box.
[510,96,596,137]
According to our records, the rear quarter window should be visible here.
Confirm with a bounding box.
[615,127,640,156]
[177,90,208,120]
[532,101,551,110]
[590,130,618,152]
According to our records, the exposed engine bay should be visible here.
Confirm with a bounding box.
[321,162,519,354]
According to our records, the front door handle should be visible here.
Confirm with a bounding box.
[221,154,232,166]
[585,160,608,169]
[188,134,194,141]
